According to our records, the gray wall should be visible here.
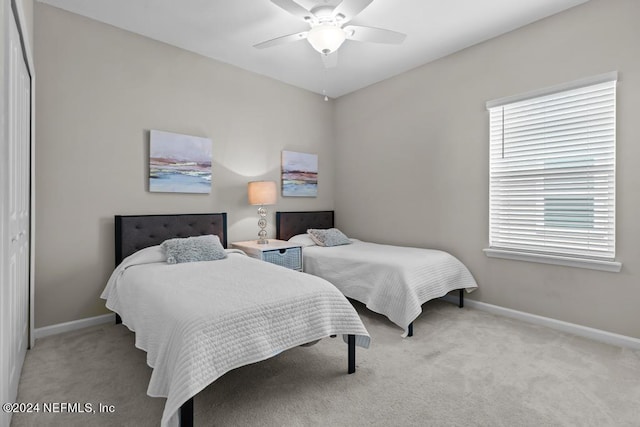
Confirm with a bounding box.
[334,0,640,339]
[34,4,335,328]
[35,0,640,340]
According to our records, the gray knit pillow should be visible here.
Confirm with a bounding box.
[307,228,352,247]
[161,235,227,264]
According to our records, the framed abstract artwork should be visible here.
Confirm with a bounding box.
[149,130,212,194]
[281,150,318,197]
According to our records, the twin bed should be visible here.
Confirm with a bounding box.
[102,213,370,427]
[103,211,477,426]
[276,211,478,337]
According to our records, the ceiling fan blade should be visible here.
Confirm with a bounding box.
[343,25,406,44]
[321,51,338,69]
[253,31,308,49]
[332,0,373,24]
[270,0,314,21]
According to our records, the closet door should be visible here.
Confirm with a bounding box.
[0,8,31,426]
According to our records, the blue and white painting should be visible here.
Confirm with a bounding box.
[281,150,318,197]
[149,130,212,193]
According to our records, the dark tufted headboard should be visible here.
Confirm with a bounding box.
[114,213,227,266]
[275,211,335,241]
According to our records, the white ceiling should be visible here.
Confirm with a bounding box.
[38,0,590,98]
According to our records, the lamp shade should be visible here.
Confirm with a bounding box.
[307,24,346,54]
[248,181,277,205]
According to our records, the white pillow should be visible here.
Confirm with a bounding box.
[123,245,167,266]
[161,234,227,264]
[307,228,352,247]
[288,234,316,247]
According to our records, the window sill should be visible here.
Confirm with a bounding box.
[483,248,622,273]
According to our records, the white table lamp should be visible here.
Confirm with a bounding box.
[248,181,277,244]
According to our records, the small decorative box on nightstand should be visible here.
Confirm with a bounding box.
[231,239,303,271]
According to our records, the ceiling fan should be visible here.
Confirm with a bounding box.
[254,0,406,68]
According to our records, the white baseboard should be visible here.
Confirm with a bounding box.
[35,299,640,350]
[34,313,115,340]
[441,295,640,350]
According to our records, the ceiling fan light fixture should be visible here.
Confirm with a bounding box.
[307,24,346,55]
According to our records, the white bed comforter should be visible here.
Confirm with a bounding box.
[302,240,478,336]
[101,247,370,427]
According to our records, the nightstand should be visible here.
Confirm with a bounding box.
[231,239,303,271]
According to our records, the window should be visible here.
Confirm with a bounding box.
[485,73,620,272]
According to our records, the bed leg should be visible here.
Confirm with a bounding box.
[180,397,194,427]
[115,314,122,325]
[407,322,413,337]
[347,335,356,374]
[459,289,464,308]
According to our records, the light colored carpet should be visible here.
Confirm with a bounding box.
[12,300,640,427]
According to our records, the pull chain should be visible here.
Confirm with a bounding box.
[322,65,329,101]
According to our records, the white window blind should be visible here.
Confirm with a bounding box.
[487,75,616,262]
